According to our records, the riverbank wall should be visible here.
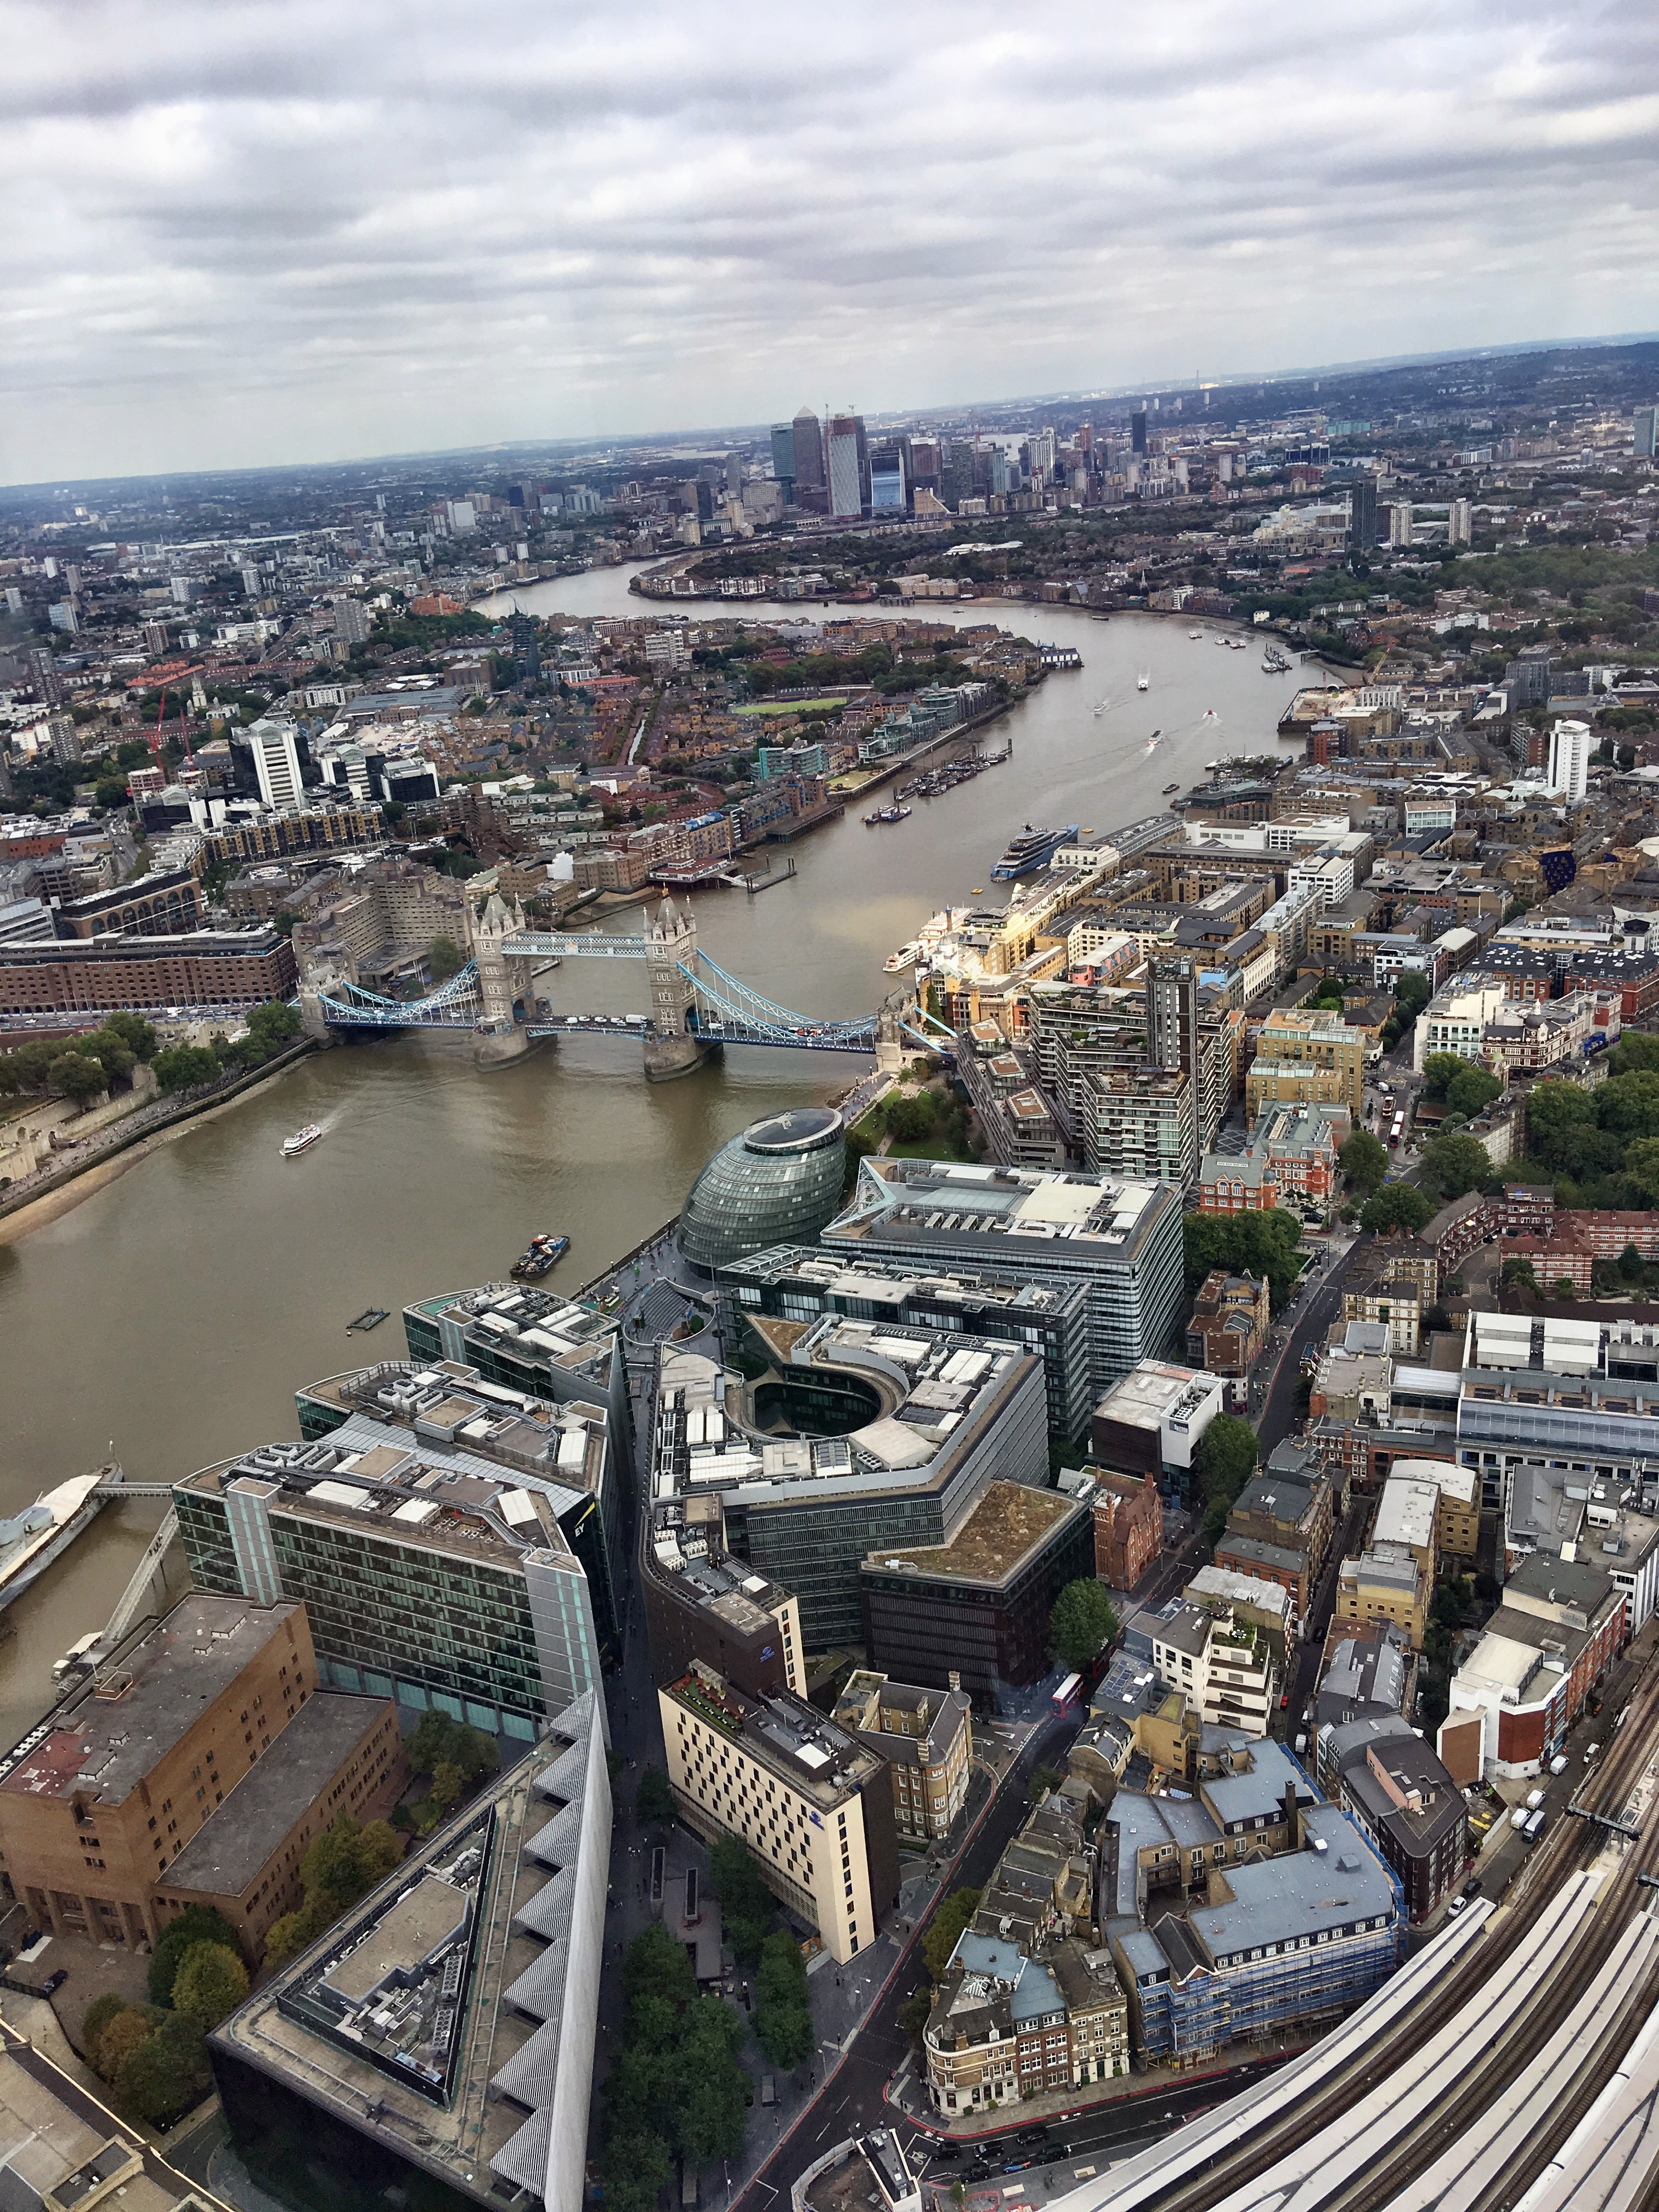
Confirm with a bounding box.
[0,1040,316,1240]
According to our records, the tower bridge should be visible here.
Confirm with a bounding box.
[299,889,920,1080]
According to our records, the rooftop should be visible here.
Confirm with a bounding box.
[214,1694,607,2210]
[826,1158,1177,1263]
[0,2018,230,2212]
[663,1668,883,1809]
[861,1480,1085,1590]
[157,1692,392,1903]
[0,1596,301,1808]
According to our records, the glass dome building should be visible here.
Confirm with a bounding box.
[678,1107,848,1271]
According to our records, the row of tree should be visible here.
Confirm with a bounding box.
[0,1011,157,1099]
[600,1926,752,2212]
[151,999,303,1093]
[80,1904,248,2124]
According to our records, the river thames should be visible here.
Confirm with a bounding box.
[0,574,1315,1736]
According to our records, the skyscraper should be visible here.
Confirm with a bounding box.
[792,409,826,510]
[1389,502,1414,549]
[1547,718,1590,804]
[1131,410,1148,455]
[1447,498,1472,547]
[826,411,865,519]
[770,422,797,501]
[1348,476,1378,552]
[1634,407,1658,460]
[247,719,304,815]
[870,444,906,514]
[1146,953,1200,1077]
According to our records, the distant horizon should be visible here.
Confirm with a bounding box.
[7,0,1658,484]
[7,328,1659,503]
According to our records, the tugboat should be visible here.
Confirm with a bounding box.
[1163,781,1181,795]
[282,1124,323,1158]
[512,1234,569,1280]
[865,804,911,825]
[1136,670,1150,691]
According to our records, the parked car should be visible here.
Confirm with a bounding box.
[1447,1895,1468,1917]
[40,1970,67,1995]
[962,2162,990,2182]
[1018,2128,1048,2145]
[930,2143,958,2164]
[1510,1805,1530,1829]
[1464,1877,1483,1899]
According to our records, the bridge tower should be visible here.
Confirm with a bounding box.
[643,896,715,1082]
[469,888,530,1065]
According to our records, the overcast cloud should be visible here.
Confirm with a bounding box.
[3,0,1658,482]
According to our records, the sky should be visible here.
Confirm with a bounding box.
[3,0,1658,483]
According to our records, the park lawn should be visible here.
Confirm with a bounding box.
[732,698,846,715]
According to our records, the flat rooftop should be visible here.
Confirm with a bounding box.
[157,1692,391,1901]
[0,1595,301,1809]
[827,1158,1173,1260]
[861,1479,1083,1590]
[663,1671,883,1809]
[0,2020,231,2212]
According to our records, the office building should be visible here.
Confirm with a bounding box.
[659,1662,899,1962]
[860,1479,1097,1701]
[1245,1007,1364,1122]
[1149,1598,1276,1736]
[1090,1361,1225,1492]
[1331,1728,1468,1922]
[0,1595,318,1950]
[826,411,867,520]
[1547,716,1591,803]
[713,1243,1095,1444]
[769,422,797,501]
[176,1362,612,1743]
[1092,1468,1164,1591]
[0,927,296,1018]
[831,1671,973,1843]
[1111,1801,1401,2065]
[1348,476,1378,551]
[155,1692,407,1960]
[212,1695,610,2212]
[245,719,305,815]
[822,1158,1187,1400]
[1131,411,1148,455]
[870,445,906,514]
[646,1309,1049,1649]
[791,408,826,507]
[1635,405,1658,461]
[398,1284,632,1645]
[678,1108,848,1272]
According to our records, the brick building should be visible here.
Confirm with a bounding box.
[1092,1469,1163,1591]
[0,929,296,1016]
[0,1596,320,1950]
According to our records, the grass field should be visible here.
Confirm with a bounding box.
[732,698,846,716]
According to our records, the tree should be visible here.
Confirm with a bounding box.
[301,1815,401,1910]
[637,1765,678,1830]
[708,1837,774,1967]
[1555,1278,1580,1300]
[883,1091,938,1142]
[1048,1579,1119,1674]
[170,1940,249,2030]
[48,1051,107,1105]
[1420,1053,1467,1102]
[1419,1130,1492,1200]
[897,1983,934,2044]
[600,2127,674,2212]
[1527,1079,1600,1169]
[1182,1207,1302,1307]
[1444,1063,1502,1120]
[1394,973,1432,1019]
[1624,1137,1659,1205]
[923,1887,982,1980]
[1359,1183,1434,1235]
[407,1710,499,1787]
[1193,1413,1258,1510]
[93,2007,159,2081]
[1611,1032,1659,1076]
[80,1993,129,2065]
[1598,1071,1659,1146]
[152,1043,222,1093]
[752,1931,814,2069]
[674,1996,751,2165]
[430,1759,465,1813]
[112,2013,211,2125]
[1029,1763,1063,1798]
[623,1923,698,2012]
[429,934,466,982]
[149,1904,241,2005]
[1338,1130,1389,1195]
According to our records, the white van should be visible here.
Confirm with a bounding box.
[1525,1788,1545,1812]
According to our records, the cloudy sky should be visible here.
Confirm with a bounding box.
[4,0,1657,483]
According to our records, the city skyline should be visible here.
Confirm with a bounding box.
[4,0,1658,481]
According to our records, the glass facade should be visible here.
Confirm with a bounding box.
[679,1108,847,1270]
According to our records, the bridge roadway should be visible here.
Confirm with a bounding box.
[1047,1647,1659,2212]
